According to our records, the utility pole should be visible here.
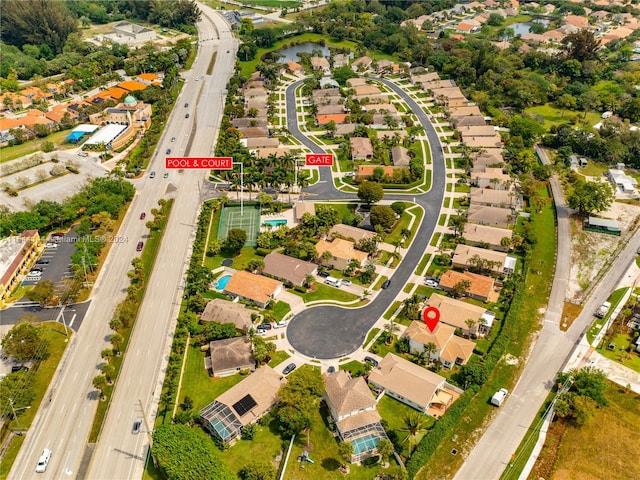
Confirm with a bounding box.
[9,399,30,435]
[232,161,244,216]
[138,399,157,468]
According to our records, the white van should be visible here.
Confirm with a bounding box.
[491,388,508,407]
[36,448,51,473]
[324,276,341,287]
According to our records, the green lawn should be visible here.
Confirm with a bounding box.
[383,301,402,321]
[596,331,640,373]
[205,246,262,271]
[242,0,300,7]
[271,300,291,321]
[377,395,435,457]
[0,322,70,478]
[414,254,431,276]
[524,104,601,130]
[268,350,291,368]
[178,345,244,412]
[292,282,359,303]
[339,360,367,377]
[586,287,628,344]
[314,202,357,221]
[576,161,608,177]
[0,129,75,163]
[364,328,380,347]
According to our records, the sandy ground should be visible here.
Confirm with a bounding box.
[567,200,640,302]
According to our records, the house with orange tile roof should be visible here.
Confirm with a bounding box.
[438,270,497,302]
[137,73,161,85]
[315,237,368,270]
[316,113,348,126]
[285,61,304,74]
[117,80,147,92]
[404,321,476,368]
[456,20,481,34]
[0,92,32,111]
[356,165,396,182]
[565,15,590,29]
[223,270,283,308]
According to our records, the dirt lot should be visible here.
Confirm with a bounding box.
[567,200,640,303]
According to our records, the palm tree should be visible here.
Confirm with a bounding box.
[465,319,477,338]
[384,319,400,345]
[399,412,429,454]
[422,342,438,364]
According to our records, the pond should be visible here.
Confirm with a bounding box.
[510,19,550,36]
[274,42,331,63]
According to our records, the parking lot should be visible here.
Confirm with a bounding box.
[21,231,78,292]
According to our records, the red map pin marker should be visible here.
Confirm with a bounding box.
[422,306,440,333]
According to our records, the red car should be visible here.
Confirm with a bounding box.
[140,212,146,220]
[136,241,144,252]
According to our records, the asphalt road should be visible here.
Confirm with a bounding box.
[453,147,640,479]
[286,77,447,359]
[1,301,91,332]
[7,8,237,480]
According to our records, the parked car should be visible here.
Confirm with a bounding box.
[318,271,330,278]
[11,365,29,373]
[258,323,272,330]
[30,269,43,275]
[136,241,144,252]
[283,363,297,375]
[185,113,190,119]
[45,243,58,249]
[50,232,64,238]
[425,279,439,288]
[341,279,351,286]
[77,152,88,157]
[364,356,379,367]
[140,212,146,220]
[171,137,176,142]
[255,328,267,336]
[274,320,287,329]
[36,259,50,265]
[491,388,508,407]
[163,172,169,178]
[35,448,51,473]
[149,171,156,178]
[381,279,391,289]
[132,418,143,434]
[327,366,336,373]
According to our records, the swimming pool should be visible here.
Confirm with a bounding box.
[351,434,380,455]
[215,274,232,291]
[263,219,287,227]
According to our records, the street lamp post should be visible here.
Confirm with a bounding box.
[9,398,31,435]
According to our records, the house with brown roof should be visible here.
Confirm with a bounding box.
[411,72,440,86]
[432,87,466,105]
[356,165,396,182]
[354,85,382,97]
[201,298,254,332]
[423,79,455,90]
[285,61,304,74]
[452,244,515,275]
[231,117,267,129]
[565,14,590,29]
[333,54,350,68]
[206,336,255,377]
[330,224,376,243]
[458,125,497,137]
[352,56,373,71]
[223,270,283,308]
[468,205,515,228]
[312,88,342,103]
[471,166,512,189]
[462,133,503,149]
[316,238,368,271]
[347,78,368,88]
[376,59,399,74]
[294,201,316,221]
[391,146,411,167]
[463,223,513,251]
[368,353,455,415]
[200,366,284,444]
[454,115,487,127]
[438,270,497,302]
[426,293,489,336]
[242,137,279,149]
[350,137,374,160]
[310,56,330,73]
[238,126,269,139]
[469,188,521,209]
[404,322,476,368]
[377,130,408,140]
[324,371,388,462]
[318,104,346,115]
[449,105,482,118]
[263,252,317,287]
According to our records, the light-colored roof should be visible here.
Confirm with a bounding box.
[352,56,372,67]
[263,252,317,286]
[336,409,382,434]
[347,78,368,87]
[462,134,503,148]
[376,130,408,139]
[324,371,377,417]
[213,366,284,427]
[318,104,346,115]
[201,298,253,331]
[208,336,254,373]
[316,238,368,263]
[438,270,495,300]
[452,244,509,271]
[330,224,376,242]
[310,57,330,68]
[458,125,497,137]
[224,271,282,305]
[405,321,456,351]
[350,137,374,157]
[286,61,303,71]
[469,188,516,207]
[449,105,482,118]
[440,335,475,365]
[84,124,128,146]
[354,85,382,96]
[426,293,487,331]
[243,137,279,149]
[468,205,514,225]
[463,223,513,246]
[391,146,411,166]
[295,201,316,220]
[368,353,446,410]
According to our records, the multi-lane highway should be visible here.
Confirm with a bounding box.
[8,6,237,480]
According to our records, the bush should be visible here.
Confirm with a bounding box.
[255,247,271,256]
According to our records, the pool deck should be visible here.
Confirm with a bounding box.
[260,207,297,230]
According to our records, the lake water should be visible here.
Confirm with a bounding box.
[510,19,550,36]
[274,42,331,63]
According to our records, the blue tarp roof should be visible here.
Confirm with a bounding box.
[66,131,86,141]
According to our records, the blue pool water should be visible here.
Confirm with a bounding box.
[263,219,287,227]
[351,434,380,455]
[215,275,232,291]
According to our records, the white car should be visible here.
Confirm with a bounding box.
[425,279,438,288]
[35,448,51,473]
[45,243,58,249]
[341,279,351,286]
[274,320,287,329]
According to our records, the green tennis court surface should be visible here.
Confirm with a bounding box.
[218,204,261,247]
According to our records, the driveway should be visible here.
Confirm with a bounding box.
[285,78,446,359]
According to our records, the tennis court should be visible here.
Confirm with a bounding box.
[217,204,261,247]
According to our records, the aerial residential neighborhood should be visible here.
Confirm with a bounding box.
[1,1,640,480]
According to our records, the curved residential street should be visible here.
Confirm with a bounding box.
[285,78,446,359]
